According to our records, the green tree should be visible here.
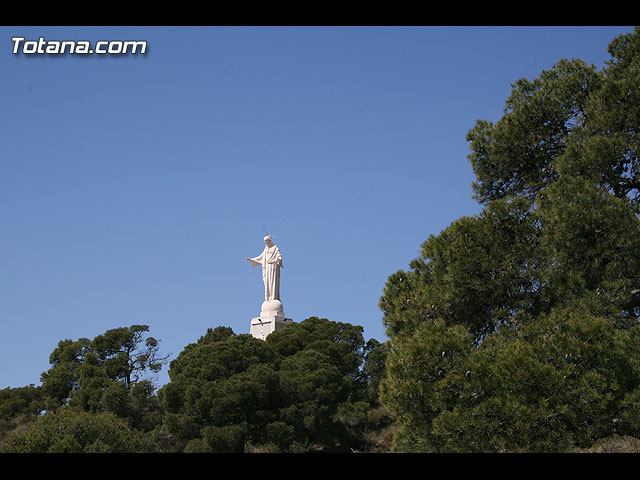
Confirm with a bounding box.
[466,58,601,204]
[557,28,640,204]
[0,385,45,447]
[155,326,280,452]
[1,407,150,453]
[92,325,168,387]
[536,175,640,298]
[155,319,383,452]
[39,325,167,432]
[380,196,542,344]
[360,338,390,406]
[382,302,640,452]
[0,385,44,420]
[379,27,640,452]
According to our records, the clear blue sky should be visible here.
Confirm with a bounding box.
[1,26,634,389]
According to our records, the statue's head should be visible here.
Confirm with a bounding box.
[264,235,274,247]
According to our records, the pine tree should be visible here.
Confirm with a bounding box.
[380,27,640,453]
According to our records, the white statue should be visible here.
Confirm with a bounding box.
[246,235,283,302]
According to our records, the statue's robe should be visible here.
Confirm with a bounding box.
[248,245,283,301]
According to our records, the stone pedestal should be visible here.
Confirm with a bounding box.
[250,299,293,340]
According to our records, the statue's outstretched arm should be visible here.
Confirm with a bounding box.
[246,256,261,267]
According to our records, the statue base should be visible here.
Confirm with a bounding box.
[250,313,293,340]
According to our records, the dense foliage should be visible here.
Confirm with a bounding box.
[154,318,390,452]
[0,319,390,453]
[2,407,152,453]
[379,27,640,452]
